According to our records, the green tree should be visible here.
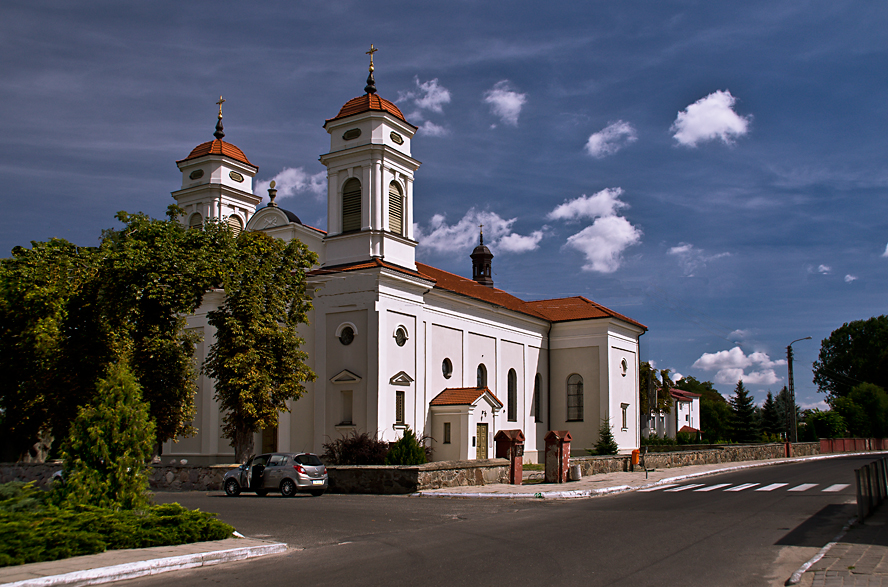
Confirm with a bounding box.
[729,380,760,443]
[385,427,427,465]
[205,231,317,462]
[58,361,155,510]
[813,316,888,401]
[0,239,101,461]
[760,391,782,438]
[831,383,888,437]
[676,376,729,443]
[802,409,846,439]
[639,362,673,432]
[593,419,620,455]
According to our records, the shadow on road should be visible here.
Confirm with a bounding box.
[776,503,856,547]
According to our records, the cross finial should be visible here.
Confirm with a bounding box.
[479,223,484,245]
[214,96,226,140]
[366,44,378,72]
[216,96,225,120]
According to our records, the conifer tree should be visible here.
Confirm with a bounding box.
[59,361,155,510]
[594,419,620,455]
[384,427,427,465]
[760,391,782,438]
[729,380,760,443]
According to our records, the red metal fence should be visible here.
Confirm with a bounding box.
[820,438,888,453]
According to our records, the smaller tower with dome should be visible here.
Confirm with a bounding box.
[172,97,260,235]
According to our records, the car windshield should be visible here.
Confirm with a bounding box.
[295,454,322,466]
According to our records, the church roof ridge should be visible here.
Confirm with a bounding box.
[325,93,415,128]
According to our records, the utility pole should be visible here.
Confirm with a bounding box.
[787,337,812,443]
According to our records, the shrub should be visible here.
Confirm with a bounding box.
[322,431,390,465]
[385,427,427,466]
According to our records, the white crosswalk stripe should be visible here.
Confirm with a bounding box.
[694,483,731,492]
[664,484,705,492]
[756,483,789,492]
[638,484,679,492]
[788,483,818,492]
[822,484,849,492]
[724,483,760,492]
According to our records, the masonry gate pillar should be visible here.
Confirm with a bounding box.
[544,430,571,484]
[494,429,524,485]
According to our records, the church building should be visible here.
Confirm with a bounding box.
[163,53,646,464]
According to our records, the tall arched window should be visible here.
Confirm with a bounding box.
[342,178,362,232]
[189,213,203,230]
[567,374,584,422]
[388,181,403,236]
[477,364,487,388]
[533,373,542,423]
[507,369,517,422]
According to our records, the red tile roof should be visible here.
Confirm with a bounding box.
[668,388,701,401]
[679,425,700,434]
[178,139,256,168]
[308,258,432,281]
[326,94,412,126]
[525,297,647,329]
[430,387,503,408]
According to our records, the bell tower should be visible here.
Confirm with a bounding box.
[172,97,260,235]
[319,46,421,270]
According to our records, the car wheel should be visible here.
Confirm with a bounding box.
[309,489,325,497]
[280,479,296,497]
[224,479,241,497]
[255,489,268,497]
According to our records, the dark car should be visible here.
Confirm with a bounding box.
[223,452,328,497]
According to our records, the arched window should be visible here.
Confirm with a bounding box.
[227,215,243,237]
[342,178,362,232]
[388,181,403,236]
[188,213,203,230]
[567,374,584,422]
[507,369,517,422]
[477,364,487,388]
[533,373,542,423]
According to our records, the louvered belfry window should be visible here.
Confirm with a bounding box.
[342,178,362,232]
[226,215,243,237]
[567,374,584,421]
[388,181,403,236]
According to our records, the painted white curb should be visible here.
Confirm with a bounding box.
[413,451,888,500]
[1,542,288,587]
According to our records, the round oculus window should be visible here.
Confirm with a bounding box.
[394,327,408,347]
[339,326,355,346]
[442,358,453,379]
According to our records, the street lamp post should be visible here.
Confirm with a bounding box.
[787,336,812,443]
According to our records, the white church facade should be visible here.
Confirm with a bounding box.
[162,62,646,465]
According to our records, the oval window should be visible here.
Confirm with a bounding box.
[189,169,204,180]
[390,131,404,145]
[395,327,408,347]
[339,326,354,346]
[342,128,362,140]
[442,358,453,379]
[229,171,244,183]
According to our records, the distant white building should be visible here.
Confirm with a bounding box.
[648,388,701,439]
[162,63,647,464]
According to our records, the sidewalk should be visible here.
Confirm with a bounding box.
[796,504,888,587]
[415,452,865,499]
[0,537,288,587]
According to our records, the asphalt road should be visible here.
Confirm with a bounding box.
[132,454,868,587]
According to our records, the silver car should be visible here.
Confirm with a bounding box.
[223,452,328,497]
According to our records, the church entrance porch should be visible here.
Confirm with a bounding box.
[476,423,488,459]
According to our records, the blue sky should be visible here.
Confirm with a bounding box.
[2,1,886,409]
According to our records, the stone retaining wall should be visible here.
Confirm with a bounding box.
[327,459,510,494]
[570,442,821,476]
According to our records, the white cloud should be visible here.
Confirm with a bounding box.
[547,188,627,222]
[585,120,637,158]
[729,329,751,341]
[800,399,829,411]
[671,90,751,147]
[256,167,325,201]
[564,216,642,273]
[398,77,451,114]
[417,120,449,137]
[414,208,543,254]
[692,346,785,386]
[672,372,684,382]
[845,274,858,283]
[667,242,731,276]
[818,264,831,274]
[882,243,888,257]
[484,80,527,126]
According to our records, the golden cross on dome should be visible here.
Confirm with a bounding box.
[479,223,484,245]
[366,44,377,71]
[216,96,225,119]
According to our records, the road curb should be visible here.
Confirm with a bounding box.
[1,541,289,587]
[413,451,887,500]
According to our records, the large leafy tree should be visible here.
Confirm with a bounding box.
[639,362,673,431]
[831,382,888,438]
[729,380,760,443]
[205,231,317,462]
[675,376,730,443]
[813,315,888,401]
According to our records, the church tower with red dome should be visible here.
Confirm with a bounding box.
[319,45,421,270]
